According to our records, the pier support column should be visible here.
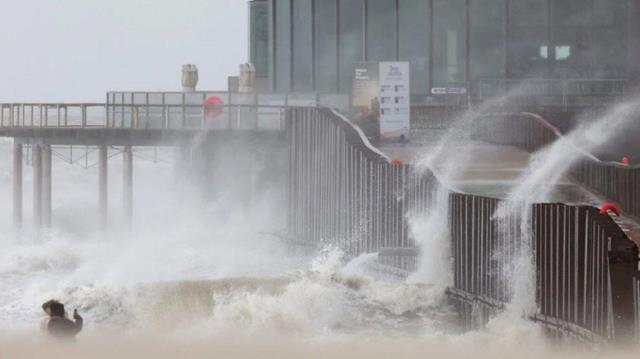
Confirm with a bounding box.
[174,144,192,185]
[42,145,52,229]
[98,145,108,229]
[32,144,42,231]
[13,142,23,229]
[123,146,133,228]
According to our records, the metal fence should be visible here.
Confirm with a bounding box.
[286,107,437,270]
[0,103,105,128]
[475,112,640,221]
[0,102,288,131]
[287,106,638,341]
[473,78,627,111]
[0,92,351,131]
[533,203,637,341]
[448,193,638,341]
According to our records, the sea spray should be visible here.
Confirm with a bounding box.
[492,96,640,319]
[408,88,532,286]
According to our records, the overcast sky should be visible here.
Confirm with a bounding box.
[0,0,247,102]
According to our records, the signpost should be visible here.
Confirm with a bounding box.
[352,62,410,142]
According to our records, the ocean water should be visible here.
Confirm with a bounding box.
[0,102,639,358]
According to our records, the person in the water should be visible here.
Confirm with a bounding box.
[40,300,83,340]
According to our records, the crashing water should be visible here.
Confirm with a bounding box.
[1,98,640,357]
[0,138,457,357]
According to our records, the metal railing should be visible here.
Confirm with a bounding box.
[0,92,351,131]
[287,106,638,341]
[448,193,637,341]
[0,103,105,128]
[474,78,627,111]
[474,112,640,221]
[286,107,437,269]
[0,103,292,131]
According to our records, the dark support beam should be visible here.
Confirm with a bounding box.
[13,142,22,229]
[32,144,42,231]
[123,146,133,228]
[42,144,52,228]
[98,145,108,229]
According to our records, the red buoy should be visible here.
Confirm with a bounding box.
[621,156,630,166]
[204,96,224,118]
[600,203,621,217]
[389,158,403,166]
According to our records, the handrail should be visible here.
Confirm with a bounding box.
[473,110,640,220]
[287,106,638,342]
[0,102,292,131]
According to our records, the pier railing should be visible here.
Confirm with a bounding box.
[473,78,627,110]
[448,193,637,341]
[474,112,640,221]
[0,103,288,131]
[286,107,437,269]
[0,92,351,131]
[0,103,105,128]
[288,106,639,341]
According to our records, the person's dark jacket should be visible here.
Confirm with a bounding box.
[47,315,83,339]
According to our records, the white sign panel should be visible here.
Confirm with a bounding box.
[431,87,467,95]
[378,62,410,141]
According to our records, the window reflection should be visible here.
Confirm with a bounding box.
[339,0,364,93]
[398,0,430,95]
[274,0,291,91]
[315,0,338,93]
[293,0,313,91]
[433,0,466,86]
[366,0,396,61]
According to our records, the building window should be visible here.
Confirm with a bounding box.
[551,0,591,78]
[432,0,467,86]
[250,1,270,77]
[470,0,506,95]
[508,0,549,78]
[315,0,338,93]
[274,0,291,91]
[592,0,627,78]
[366,0,396,62]
[293,0,313,91]
[339,0,364,93]
[398,0,430,95]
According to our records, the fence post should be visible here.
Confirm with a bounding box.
[81,105,87,128]
[609,240,638,341]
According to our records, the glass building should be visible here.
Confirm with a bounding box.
[250,0,640,104]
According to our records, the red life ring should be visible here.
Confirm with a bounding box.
[203,96,224,118]
[600,203,621,217]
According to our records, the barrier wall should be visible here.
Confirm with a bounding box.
[286,107,639,342]
[476,112,640,221]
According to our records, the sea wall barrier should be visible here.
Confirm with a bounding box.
[286,107,437,271]
[475,112,640,221]
[286,107,639,342]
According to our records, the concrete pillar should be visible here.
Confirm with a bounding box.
[98,145,108,229]
[123,146,133,228]
[32,144,42,230]
[13,142,22,229]
[42,145,52,228]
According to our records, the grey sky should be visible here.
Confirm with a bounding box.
[0,0,247,102]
